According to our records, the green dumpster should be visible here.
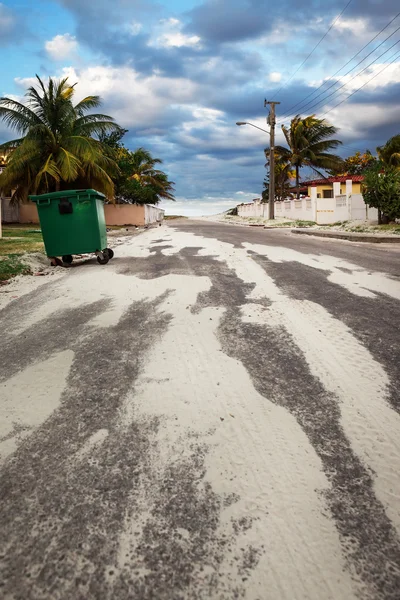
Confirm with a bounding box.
[29,189,114,266]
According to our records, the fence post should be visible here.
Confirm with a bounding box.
[310,187,317,222]
[346,180,353,220]
[333,182,341,198]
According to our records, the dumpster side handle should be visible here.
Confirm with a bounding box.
[36,198,51,206]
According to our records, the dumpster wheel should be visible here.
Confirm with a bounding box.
[106,248,114,259]
[62,254,73,265]
[50,257,64,267]
[97,249,110,265]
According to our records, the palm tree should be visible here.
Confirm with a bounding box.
[0,75,121,202]
[128,148,163,184]
[275,115,343,198]
[127,147,175,203]
[377,134,400,167]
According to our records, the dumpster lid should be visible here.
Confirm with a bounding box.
[29,189,106,202]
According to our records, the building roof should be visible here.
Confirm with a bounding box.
[304,175,364,186]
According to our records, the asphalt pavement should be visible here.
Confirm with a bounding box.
[1,220,399,600]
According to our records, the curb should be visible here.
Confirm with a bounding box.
[291,229,400,244]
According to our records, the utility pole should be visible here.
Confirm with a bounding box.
[264,100,280,220]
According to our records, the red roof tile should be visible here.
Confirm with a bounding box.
[303,175,364,186]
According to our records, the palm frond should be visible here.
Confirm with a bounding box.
[0,99,41,133]
[34,154,61,191]
[82,161,115,198]
[57,147,81,181]
[74,96,102,116]
[74,116,119,138]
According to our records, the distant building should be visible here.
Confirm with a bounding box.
[303,175,364,198]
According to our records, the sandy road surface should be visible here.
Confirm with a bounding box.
[1,222,400,600]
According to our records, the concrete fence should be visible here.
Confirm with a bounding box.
[238,202,268,218]
[1,199,164,227]
[237,180,378,225]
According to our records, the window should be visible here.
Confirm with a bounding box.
[323,189,334,198]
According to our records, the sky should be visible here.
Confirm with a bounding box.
[1,0,399,215]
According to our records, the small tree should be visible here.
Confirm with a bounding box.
[377,134,400,167]
[362,164,400,223]
[100,132,175,204]
[263,151,295,202]
[330,150,377,176]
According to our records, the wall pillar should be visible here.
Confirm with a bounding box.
[346,179,353,220]
[310,187,318,222]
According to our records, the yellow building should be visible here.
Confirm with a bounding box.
[303,175,363,198]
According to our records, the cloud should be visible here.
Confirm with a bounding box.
[128,22,143,36]
[186,0,270,43]
[45,34,78,61]
[16,65,199,133]
[269,72,282,83]
[149,18,201,48]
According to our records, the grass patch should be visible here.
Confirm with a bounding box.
[370,224,400,234]
[0,254,31,282]
[293,220,316,228]
[0,238,44,255]
[0,226,45,282]
[1,228,42,238]
[348,226,366,232]
[323,221,348,227]
[164,215,186,220]
[0,226,44,255]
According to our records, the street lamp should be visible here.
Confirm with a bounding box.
[236,122,270,134]
[236,120,275,219]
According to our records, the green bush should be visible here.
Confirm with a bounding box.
[362,164,400,222]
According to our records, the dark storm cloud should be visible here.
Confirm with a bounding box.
[348,115,400,148]
[350,81,400,106]
[185,0,271,43]
[186,0,400,43]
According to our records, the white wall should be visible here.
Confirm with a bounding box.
[237,181,379,225]
[350,194,378,221]
[1,197,19,223]
[144,204,165,225]
[237,201,267,218]
[275,198,316,221]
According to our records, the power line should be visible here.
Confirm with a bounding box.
[279,37,400,123]
[275,50,400,162]
[271,0,353,98]
[276,55,398,164]
[280,11,400,119]
[321,48,400,118]
[279,23,400,122]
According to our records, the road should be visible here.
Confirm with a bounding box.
[1,220,400,600]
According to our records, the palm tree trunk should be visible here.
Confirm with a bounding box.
[296,165,300,199]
